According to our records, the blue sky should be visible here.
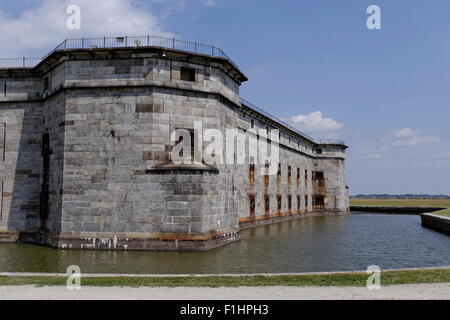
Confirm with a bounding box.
[1,0,449,194]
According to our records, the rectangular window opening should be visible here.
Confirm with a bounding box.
[265,196,270,216]
[249,195,256,219]
[0,123,5,162]
[313,171,325,181]
[180,67,196,82]
[249,164,255,185]
[314,196,325,210]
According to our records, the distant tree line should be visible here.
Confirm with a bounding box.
[350,194,450,199]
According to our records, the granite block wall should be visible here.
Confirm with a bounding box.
[0,70,42,239]
[0,46,348,250]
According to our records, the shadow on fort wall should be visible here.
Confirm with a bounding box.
[4,103,44,241]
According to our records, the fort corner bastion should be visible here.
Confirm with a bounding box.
[0,36,349,251]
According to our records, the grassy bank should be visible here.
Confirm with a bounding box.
[0,269,449,287]
[433,209,450,218]
[350,198,450,208]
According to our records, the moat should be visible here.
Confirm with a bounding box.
[0,213,449,274]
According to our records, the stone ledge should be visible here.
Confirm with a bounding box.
[147,161,219,173]
[17,228,241,251]
[350,206,445,214]
[239,210,349,229]
[421,212,450,235]
[0,231,19,242]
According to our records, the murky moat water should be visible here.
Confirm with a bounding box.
[0,213,449,274]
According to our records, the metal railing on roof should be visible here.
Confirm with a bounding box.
[316,138,346,145]
[240,98,345,146]
[0,57,42,68]
[0,35,237,69]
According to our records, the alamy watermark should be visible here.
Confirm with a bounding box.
[66,265,81,290]
[367,5,381,30]
[170,122,280,175]
[66,4,379,32]
[67,5,81,30]
[366,265,381,289]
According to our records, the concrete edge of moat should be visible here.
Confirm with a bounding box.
[350,206,446,214]
[421,211,450,235]
[1,266,449,278]
[350,206,450,235]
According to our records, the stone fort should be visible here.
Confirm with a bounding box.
[0,36,348,250]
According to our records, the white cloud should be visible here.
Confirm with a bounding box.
[352,128,446,169]
[155,0,218,6]
[290,111,343,135]
[201,0,217,7]
[393,128,415,138]
[390,128,440,147]
[350,142,391,164]
[151,0,217,17]
[0,0,173,57]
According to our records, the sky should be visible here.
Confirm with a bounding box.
[0,0,449,195]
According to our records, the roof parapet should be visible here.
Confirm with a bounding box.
[0,35,238,69]
[240,98,346,147]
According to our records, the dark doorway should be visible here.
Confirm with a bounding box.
[314,196,325,210]
[277,195,282,214]
[264,196,270,216]
[249,195,256,220]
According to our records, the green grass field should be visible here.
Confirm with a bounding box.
[350,198,450,208]
[0,268,449,287]
[433,209,450,218]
